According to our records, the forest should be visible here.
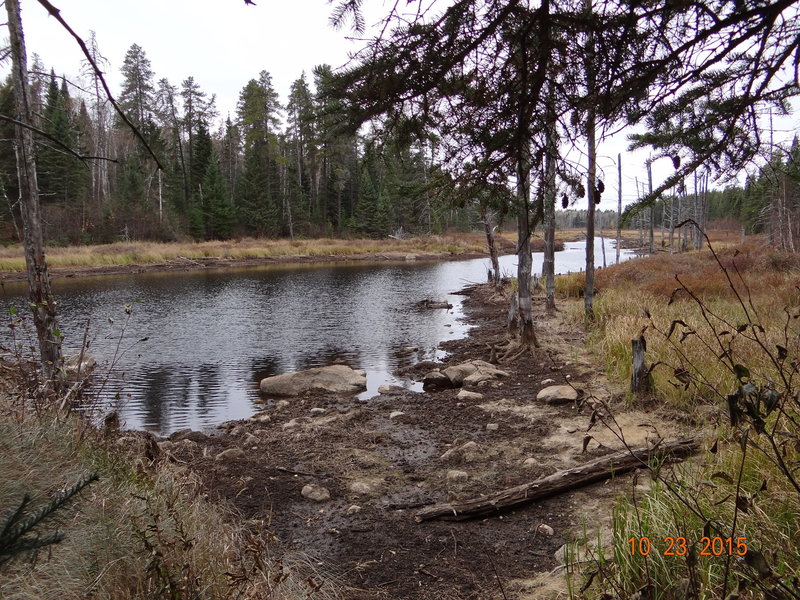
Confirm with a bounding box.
[2,2,800,599]
[0,42,479,246]
[1,35,798,249]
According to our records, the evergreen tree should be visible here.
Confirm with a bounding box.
[286,73,316,227]
[118,44,155,129]
[236,72,282,235]
[220,117,242,203]
[181,76,216,201]
[38,72,82,208]
[203,151,234,240]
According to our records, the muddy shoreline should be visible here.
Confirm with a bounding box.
[114,282,692,600]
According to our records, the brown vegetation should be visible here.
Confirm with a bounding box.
[0,385,338,599]
[0,234,497,280]
[560,242,800,599]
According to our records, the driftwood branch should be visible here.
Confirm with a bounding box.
[415,438,701,522]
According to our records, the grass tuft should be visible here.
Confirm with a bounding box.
[0,406,340,599]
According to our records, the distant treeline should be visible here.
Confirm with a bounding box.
[559,140,800,250]
[0,42,477,245]
[1,42,797,248]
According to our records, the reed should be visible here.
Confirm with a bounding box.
[0,235,489,272]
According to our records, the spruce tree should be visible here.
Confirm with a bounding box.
[203,151,234,240]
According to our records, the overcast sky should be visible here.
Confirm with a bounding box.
[19,0,361,117]
[10,0,799,214]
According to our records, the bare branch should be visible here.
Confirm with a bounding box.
[0,114,118,164]
[34,0,164,170]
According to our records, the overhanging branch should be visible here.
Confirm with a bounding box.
[35,0,164,171]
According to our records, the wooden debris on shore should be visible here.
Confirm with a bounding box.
[415,438,701,522]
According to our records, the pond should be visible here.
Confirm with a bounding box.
[0,238,633,434]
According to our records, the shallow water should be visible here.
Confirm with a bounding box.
[0,238,632,434]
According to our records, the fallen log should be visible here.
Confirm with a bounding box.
[415,437,701,522]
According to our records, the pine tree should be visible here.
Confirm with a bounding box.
[118,44,155,129]
[286,73,316,227]
[220,117,242,203]
[236,72,282,236]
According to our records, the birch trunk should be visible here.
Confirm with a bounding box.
[7,0,64,386]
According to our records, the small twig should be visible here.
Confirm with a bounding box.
[417,566,438,579]
[486,551,509,600]
[275,466,319,477]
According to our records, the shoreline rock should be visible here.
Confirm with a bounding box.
[260,364,367,397]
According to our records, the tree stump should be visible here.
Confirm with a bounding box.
[631,335,652,394]
[507,292,519,332]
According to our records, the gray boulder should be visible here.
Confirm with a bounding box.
[422,370,454,391]
[260,365,366,397]
[536,385,580,405]
[444,360,509,387]
[301,484,331,502]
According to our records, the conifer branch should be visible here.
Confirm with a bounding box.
[0,114,118,164]
[0,472,98,568]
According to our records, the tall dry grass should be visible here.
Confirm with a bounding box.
[0,235,488,272]
[566,243,800,599]
[567,244,800,407]
[0,405,340,599]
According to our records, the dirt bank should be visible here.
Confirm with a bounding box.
[146,285,693,600]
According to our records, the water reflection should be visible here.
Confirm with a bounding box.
[0,238,633,434]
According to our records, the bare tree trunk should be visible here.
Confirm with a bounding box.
[584,0,596,321]
[600,229,606,268]
[481,206,501,287]
[543,85,557,310]
[616,153,622,265]
[647,160,654,254]
[158,169,162,224]
[7,0,64,387]
[669,191,675,251]
[516,155,538,347]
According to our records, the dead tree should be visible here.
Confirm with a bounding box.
[543,81,558,310]
[616,153,622,264]
[481,205,501,288]
[7,0,64,386]
[583,0,597,321]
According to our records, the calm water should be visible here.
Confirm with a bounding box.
[0,238,632,434]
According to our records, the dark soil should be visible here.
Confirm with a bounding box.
[161,285,685,599]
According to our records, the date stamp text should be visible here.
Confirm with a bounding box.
[627,536,748,556]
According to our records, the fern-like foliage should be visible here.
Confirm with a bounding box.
[0,472,98,568]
